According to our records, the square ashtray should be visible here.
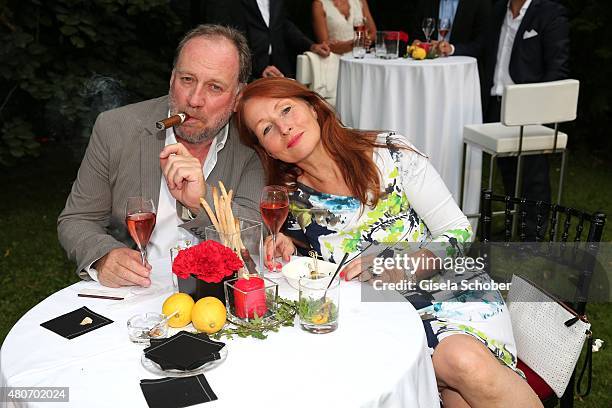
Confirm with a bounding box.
[127,313,169,343]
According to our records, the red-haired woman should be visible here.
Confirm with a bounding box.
[236,77,542,408]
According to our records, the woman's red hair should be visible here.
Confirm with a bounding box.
[235,77,388,206]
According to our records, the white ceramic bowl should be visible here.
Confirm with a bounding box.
[282,256,338,290]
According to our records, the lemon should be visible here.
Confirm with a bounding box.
[162,292,194,328]
[191,297,227,334]
[412,47,427,60]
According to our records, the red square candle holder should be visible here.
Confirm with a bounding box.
[223,274,278,323]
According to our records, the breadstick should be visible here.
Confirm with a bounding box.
[224,190,239,248]
[199,197,220,232]
[235,218,245,249]
[212,186,225,233]
[218,197,228,236]
[218,181,228,200]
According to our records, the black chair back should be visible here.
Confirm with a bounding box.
[478,190,606,407]
[479,190,606,244]
[479,189,606,314]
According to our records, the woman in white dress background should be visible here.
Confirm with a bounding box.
[312,0,377,54]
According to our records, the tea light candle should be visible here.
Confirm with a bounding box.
[234,276,268,319]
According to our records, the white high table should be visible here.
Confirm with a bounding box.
[1,258,439,407]
[336,54,483,218]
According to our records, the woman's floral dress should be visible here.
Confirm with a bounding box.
[285,133,521,374]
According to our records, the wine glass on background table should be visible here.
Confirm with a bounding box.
[422,17,435,44]
[126,197,156,267]
[438,18,451,42]
[260,186,289,274]
[353,17,366,35]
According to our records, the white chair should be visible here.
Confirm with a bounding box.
[296,54,312,87]
[460,79,580,217]
[295,52,340,107]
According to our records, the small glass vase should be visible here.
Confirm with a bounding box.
[170,238,197,293]
[298,275,340,334]
[205,218,264,277]
[223,274,278,323]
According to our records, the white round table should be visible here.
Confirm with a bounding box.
[0,258,440,408]
[336,54,483,219]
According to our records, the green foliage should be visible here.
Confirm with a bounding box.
[0,117,40,166]
[561,0,612,155]
[297,296,338,324]
[0,0,183,165]
[212,298,298,340]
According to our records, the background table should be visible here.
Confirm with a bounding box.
[0,258,440,408]
[336,55,483,219]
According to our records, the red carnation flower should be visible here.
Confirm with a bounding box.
[172,240,244,283]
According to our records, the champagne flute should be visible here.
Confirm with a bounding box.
[438,18,451,42]
[125,196,157,266]
[353,17,366,34]
[260,186,289,273]
[422,17,436,43]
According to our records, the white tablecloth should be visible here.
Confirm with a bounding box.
[336,55,483,218]
[1,258,439,408]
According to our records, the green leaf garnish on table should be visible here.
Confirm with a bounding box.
[212,297,298,340]
[298,297,338,325]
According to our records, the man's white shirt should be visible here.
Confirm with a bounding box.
[491,0,533,96]
[86,123,229,281]
[256,0,273,55]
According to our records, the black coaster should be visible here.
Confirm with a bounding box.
[40,306,113,339]
[144,331,225,371]
[140,375,217,408]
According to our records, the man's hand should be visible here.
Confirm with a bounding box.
[262,65,284,78]
[95,248,152,288]
[436,41,453,56]
[160,143,206,213]
[310,42,331,57]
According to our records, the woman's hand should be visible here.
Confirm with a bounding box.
[340,256,403,283]
[329,39,354,55]
[339,248,440,282]
[263,232,295,270]
[339,256,376,281]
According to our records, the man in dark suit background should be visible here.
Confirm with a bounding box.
[482,0,569,237]
[435,0,568,238]
[412,0,492,57]
[208,0,329,79]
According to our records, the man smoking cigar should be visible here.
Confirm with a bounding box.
[58,25,264,288]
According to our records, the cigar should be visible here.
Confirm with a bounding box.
[155,113,188,130]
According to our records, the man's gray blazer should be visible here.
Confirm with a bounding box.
[58,95,264,279]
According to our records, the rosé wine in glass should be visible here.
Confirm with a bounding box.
[126,197,156,266]
[260,186,289,273]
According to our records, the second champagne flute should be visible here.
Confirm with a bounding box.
[438,18,451,42]
[422,17,436,43]
[260,186,289,273]
[125,196,157,266]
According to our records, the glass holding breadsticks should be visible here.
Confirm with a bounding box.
[199,181,263,277]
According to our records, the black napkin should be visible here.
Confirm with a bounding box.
[140,375,217,408]
[40,306,113,339]
[144,331,225,371]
